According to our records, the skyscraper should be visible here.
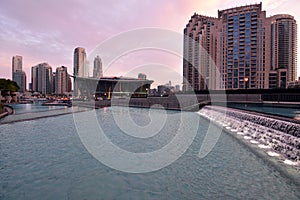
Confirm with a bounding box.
[74,47,88,96]
[218,3,270,90]
[52,72,56,94]
[183,3,297,91]
[31,63,52,95]
[74,47,88,78]
[13,71,26,93]
[93,55,103,78]
[269,15,297,88]
[138,73,147,80]
[183,15,217,91]
[55,66,69,95]
[12,55,27,92]
[12,55,22,75]
[67,76,72,93]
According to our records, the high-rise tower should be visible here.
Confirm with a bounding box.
[183,3,297,91]
[12,55,22,75]
[217,3,270,89]
[183,14,217,91]
[13,71,26,93]
[55,66,69,95]
[93,55,103,78]
[73,47,88,78]
[269,15,297,88]
[31,63,52,95]
[73,47,88,96]
[12,55,26,92]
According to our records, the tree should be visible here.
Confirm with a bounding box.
[0,79,20,94]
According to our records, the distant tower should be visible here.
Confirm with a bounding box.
[52,72,56,94]
[67,75,72,92]
[55,66,68,95]
[73,47,88,96]
[12,55,26,92]
[12,55,22,75]
[270,15,297,88]
[31,63,53,95]
[73,47,88,78]
[13,71,26,93]
[138,73,147,80]
[93,55,103,78]
[183,14,217,91]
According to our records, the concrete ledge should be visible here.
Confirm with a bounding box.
[0,111,8,119]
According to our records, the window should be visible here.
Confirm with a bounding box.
[246,21,250,28]
[234,69,238,76]
[234,30,239,37]
[234,54,238,60]
[246,37,250,44]
[234,46,238,52]
[246,29,250,36]
[234,62,239,69]
[245,69,250,76]
[234,15,239,22]
[234,78,238,88]
[245,46,250,53]
[246,13,251,21]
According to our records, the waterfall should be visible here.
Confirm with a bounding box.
[198,106,300,167]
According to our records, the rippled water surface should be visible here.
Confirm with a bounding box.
[227,103,300,119]
[0,107,299,199]
[10,103,65,114]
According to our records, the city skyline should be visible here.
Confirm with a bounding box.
[1,0,300,87]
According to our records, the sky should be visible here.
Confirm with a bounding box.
[1,0,300,88]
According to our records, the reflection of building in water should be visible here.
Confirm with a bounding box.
[75,76,153,99]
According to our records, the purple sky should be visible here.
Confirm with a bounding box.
[1,0,299,87]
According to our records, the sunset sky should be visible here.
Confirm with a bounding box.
[1,0,299,87]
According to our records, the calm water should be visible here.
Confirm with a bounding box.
[10,103,65,114]
[0,107,299,199]
[227,103,300,119]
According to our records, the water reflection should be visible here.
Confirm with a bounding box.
[228,103,300,119]
[10,103,66,114]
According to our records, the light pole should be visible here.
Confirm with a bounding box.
[244,77,249,106]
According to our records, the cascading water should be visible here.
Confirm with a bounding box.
[198,106,300,167]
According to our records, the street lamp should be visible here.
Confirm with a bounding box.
[244,77,249,89]
[244,77,249,106]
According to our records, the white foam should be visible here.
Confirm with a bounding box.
[283,159,298,166]
[250,140,259,144]
[267,151,280,157]
[237,132,244,135]
[258,144,270,149]
[244,136,251,140]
